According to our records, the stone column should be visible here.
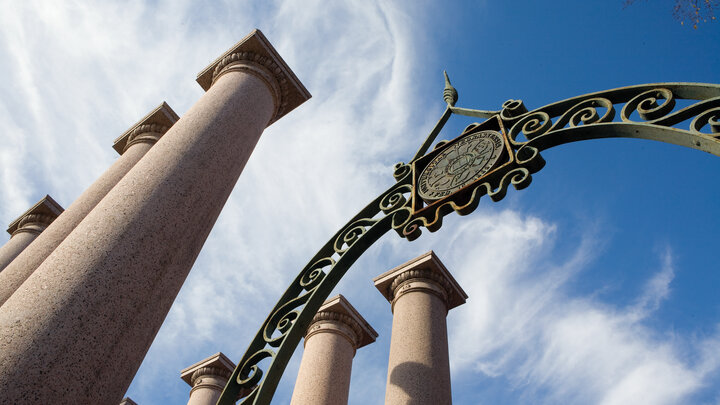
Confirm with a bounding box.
[181,352,235,405]
[0,102,178,305]
[0,29,310,405]
[291,295,377,405]
[373,251,468,405]
[119,397,138,405]
[0,195,63,272]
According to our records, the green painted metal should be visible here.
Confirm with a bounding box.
[216,80,720,405]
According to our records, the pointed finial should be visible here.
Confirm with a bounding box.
[443,70,458,107]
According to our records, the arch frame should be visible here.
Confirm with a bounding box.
[216,81,720,405]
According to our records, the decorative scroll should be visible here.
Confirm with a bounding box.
[401,82,720,241]
[502,83,720,151]
[217,81,720,405]
[216,169,415,405]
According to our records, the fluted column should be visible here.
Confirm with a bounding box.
[0,102,178,305]
[181,352,235,405]
[291,295,377,405]
[0,29,310,404]
[0,196,63,272]
[374,251,468,405]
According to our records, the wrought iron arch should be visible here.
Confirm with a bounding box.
[217,79,720,405]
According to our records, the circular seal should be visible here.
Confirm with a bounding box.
[418,130,505,202]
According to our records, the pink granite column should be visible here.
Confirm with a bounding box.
[0,103,178,305]
[0,29,310,405]
[291,295,377,405]
[181,352,236,405]
[374,251,468,405]
[0,196,63,272]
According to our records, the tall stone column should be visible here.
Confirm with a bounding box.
[0,195,63,272]
[181,352,235,405]
[0,29,310,404]
[291,295,378,405]
[0,102,178,305]
[373,251,468,405]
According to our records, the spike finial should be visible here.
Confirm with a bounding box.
[443,70,458,107]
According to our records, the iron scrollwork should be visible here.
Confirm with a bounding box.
[216,167,415,404]
[217,80,720,405]
[503,83,720,155]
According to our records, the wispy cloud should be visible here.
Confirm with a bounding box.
[443,220,720,404]
[626,248,675,321]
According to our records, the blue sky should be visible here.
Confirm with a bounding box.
[1,1,719,404]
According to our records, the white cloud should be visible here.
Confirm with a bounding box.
[443,215,720,404]
[627,248,674,321]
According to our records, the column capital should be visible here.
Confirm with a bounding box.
[180,352,235,387]
[374,251,468,311]
[6,195,63,237]
[119,397,138,405]
[306,294,378,350]
[196,29,311,125]
[113,102,179,155]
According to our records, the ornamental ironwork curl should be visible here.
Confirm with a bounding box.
[501,83,720,157]
[217,171,414,404]
[217,81,720,405]
[401,166,535,241]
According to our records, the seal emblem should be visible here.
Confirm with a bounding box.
[418,130,505,202]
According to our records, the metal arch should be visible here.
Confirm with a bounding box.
[499,82,720,157]
[217,81,720,405]
[518,122,720,157]
[399,81,720,240]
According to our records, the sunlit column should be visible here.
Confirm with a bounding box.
[0,196,63,272]
[181,352,235,405]
[0,103,178,305]
[119,397,139,405]
[374,251,468,405]
[0,29,310,404]
[291,295,378,405]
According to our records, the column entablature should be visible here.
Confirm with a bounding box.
[124,123,169,150]
[374,251,468,313]
[181,352,235,387]
[306,294,377,351]
[13,214,57,236]
[112,102,179,155]
[190,365,232,385]
[6,195,63,237]
[212,53,284,118]
[196,29,311,125]
[181,352,236,401]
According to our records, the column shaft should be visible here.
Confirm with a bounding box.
[0,232,38,272]
[291,324,356,405]
[187,375,228,405]
[0,140,156,305]
[0,66,277,403]
[290,295,377,405]
[385,282,451,405]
